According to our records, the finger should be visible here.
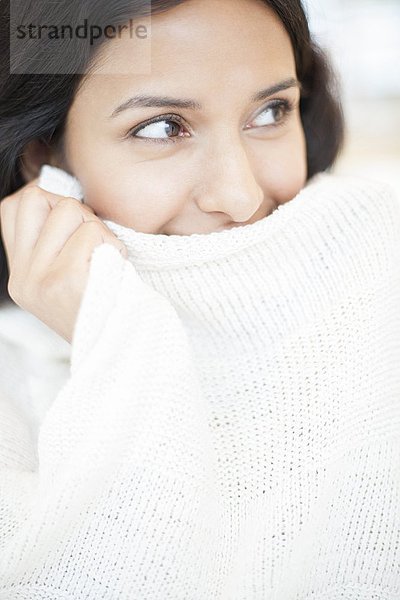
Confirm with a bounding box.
[29,198,102,274]
[13,186,93,268]
[50,220,126,286]
[0,178,41,263]
[60,220,127,267]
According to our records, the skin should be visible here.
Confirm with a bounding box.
[30,0,308,235]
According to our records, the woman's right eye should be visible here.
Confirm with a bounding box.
[129,114,187,144]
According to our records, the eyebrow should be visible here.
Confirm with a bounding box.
[109,77,301,118]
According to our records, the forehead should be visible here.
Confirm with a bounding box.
[73,0,295,112]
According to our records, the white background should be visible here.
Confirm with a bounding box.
[304,0,400,195]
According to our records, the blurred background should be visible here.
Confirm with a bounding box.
[303,0,400,196]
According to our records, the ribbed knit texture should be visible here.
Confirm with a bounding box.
[0,165,399,599]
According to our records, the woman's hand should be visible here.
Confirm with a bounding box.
[0,179,128,344]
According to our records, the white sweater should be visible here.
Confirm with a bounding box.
[0,165,399,600]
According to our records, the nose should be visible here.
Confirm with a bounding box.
[194,132,264,223]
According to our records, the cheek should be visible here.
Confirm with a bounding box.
[78,161,188,232]
[257,126,307,205]
[63,111,188,231]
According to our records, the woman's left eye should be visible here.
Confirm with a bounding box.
[127,99,295,145]
[250,99,294,128]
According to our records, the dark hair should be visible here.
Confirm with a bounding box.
[0,0,345,304]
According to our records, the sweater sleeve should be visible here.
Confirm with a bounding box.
[0,244,219,599]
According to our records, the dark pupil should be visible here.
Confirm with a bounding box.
[165,120,181,137]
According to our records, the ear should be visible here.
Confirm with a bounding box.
[20,138,61,183]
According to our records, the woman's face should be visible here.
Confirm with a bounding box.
[55,0,307,235]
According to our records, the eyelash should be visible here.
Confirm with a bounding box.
[126,98,296,145]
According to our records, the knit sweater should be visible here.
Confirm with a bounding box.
[0,165,399,600]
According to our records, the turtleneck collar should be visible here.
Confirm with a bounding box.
[38,165,394,355]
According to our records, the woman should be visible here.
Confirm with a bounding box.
[0,0,399,598]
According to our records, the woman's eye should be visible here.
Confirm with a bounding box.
[130,115,186,143]
[250,100,293,128]
[128,99,294,144]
